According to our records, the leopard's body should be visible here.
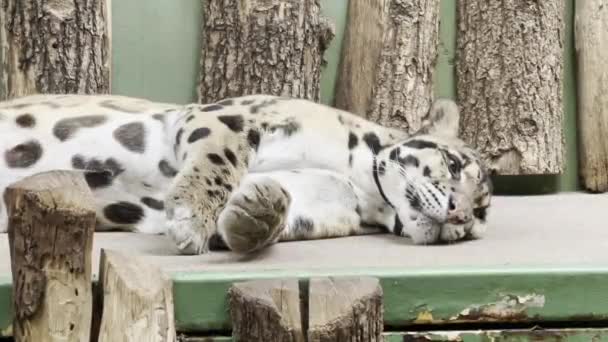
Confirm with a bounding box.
[0,94,492,254]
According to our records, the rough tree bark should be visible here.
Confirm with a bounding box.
[456,1,565,175]
[197,0,335,103]
[97,250,176,342]
[307,277,383,342]
[229,279,304,342]
[0,0,111,100]
[334,0,439,133]
[4,170,96,342]
[575,0,608,192]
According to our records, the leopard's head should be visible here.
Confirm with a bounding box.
[374,99,492,243]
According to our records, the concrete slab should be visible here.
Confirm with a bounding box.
[1,193,608,280]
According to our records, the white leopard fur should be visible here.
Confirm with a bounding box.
[0,94,492,254]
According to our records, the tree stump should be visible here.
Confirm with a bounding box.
[334,0,440,133]
[97,249,176,342]
[228,277,383,341]
[229,279,304,342]
[197,0,335,103]
[307,277,383,342]
[575,0,608,192]
[0,0,111,100]
[456,1,565,175]
[4,170,96,342]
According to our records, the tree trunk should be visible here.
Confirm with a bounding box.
[334,0,439,133]
[4,170,96,342]
[575,0,608,192]
[307,277,383,342]
[97,249,176,342]
[0,0,111,100]
[229,279,304,342]
[456,1,565,175]
[197,0,335,103]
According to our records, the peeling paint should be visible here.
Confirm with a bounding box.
[452,293,545,321]
[415,310,435,323]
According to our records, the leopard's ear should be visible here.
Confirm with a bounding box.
[415,99,460,138]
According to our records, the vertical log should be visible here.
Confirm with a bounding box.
[0,0,111,100]
[307,277,383,342]
[334,0,440,133]
[4,170,95,342]
[197,0,335,103]
[97,249,176,342]
[456,1,565,175]
[229,279,304,342]
[575,0,608,192]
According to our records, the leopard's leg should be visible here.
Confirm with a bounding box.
[164,110,255,254]
[219,169,394,245]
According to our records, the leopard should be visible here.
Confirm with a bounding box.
[0,93,492,255]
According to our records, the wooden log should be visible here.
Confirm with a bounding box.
[197,0,335,103]
[575,0,608,192]
[97,249,176,342]
[307,277,383,342]
[4,170,96,342]
[228,279,304,342]
[456,1,565,175]
[0,0,111,100]
[334,0,440,133]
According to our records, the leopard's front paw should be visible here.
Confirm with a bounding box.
[166,205,209,255]
[218,177,290,254]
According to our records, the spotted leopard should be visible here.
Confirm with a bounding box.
[0,94,492,254]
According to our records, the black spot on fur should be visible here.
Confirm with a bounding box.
[270,118,300,136]
[201,104,223,112]
[174,128,184,153]
[378,161,386,175]
[113,122,146,153]
[250,99,278,114]
[393,215,403,236]
[423,166,432,177]
[389,148,400,161]
[71,155,125,187]
[207,153,225,165]
[53,115,107,141]
[224,148,238,167]
[214,177,223,185]
[158,160,178,178]
[241,99,255,106]
[152,113,164,122]
[223,183,233,192]
[218,115,244,132]
[217,99,234,106]
[348,132,358,149]
[338,115,345,125]
[292,216,314,234]
[103,202,144,225]
[403,139,438,150]
[84,171,114,189]
[16,114,35,128]
[473,206,488,221]
[362,132,382,154]
[188,127,211,143]
[141,197,164,211]
[185,115,195,123]
[402,155,420,167]
[348,154,353,167]
[5,140,43,168]
[247,129,261,150]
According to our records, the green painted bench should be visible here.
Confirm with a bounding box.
[2,193,608,340]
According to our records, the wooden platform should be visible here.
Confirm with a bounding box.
[2,193,608,336]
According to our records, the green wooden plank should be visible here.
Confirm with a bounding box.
[171,267,608,333]
[319,0,348,106]
[385,329,608,342]
[0,276,11,337]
